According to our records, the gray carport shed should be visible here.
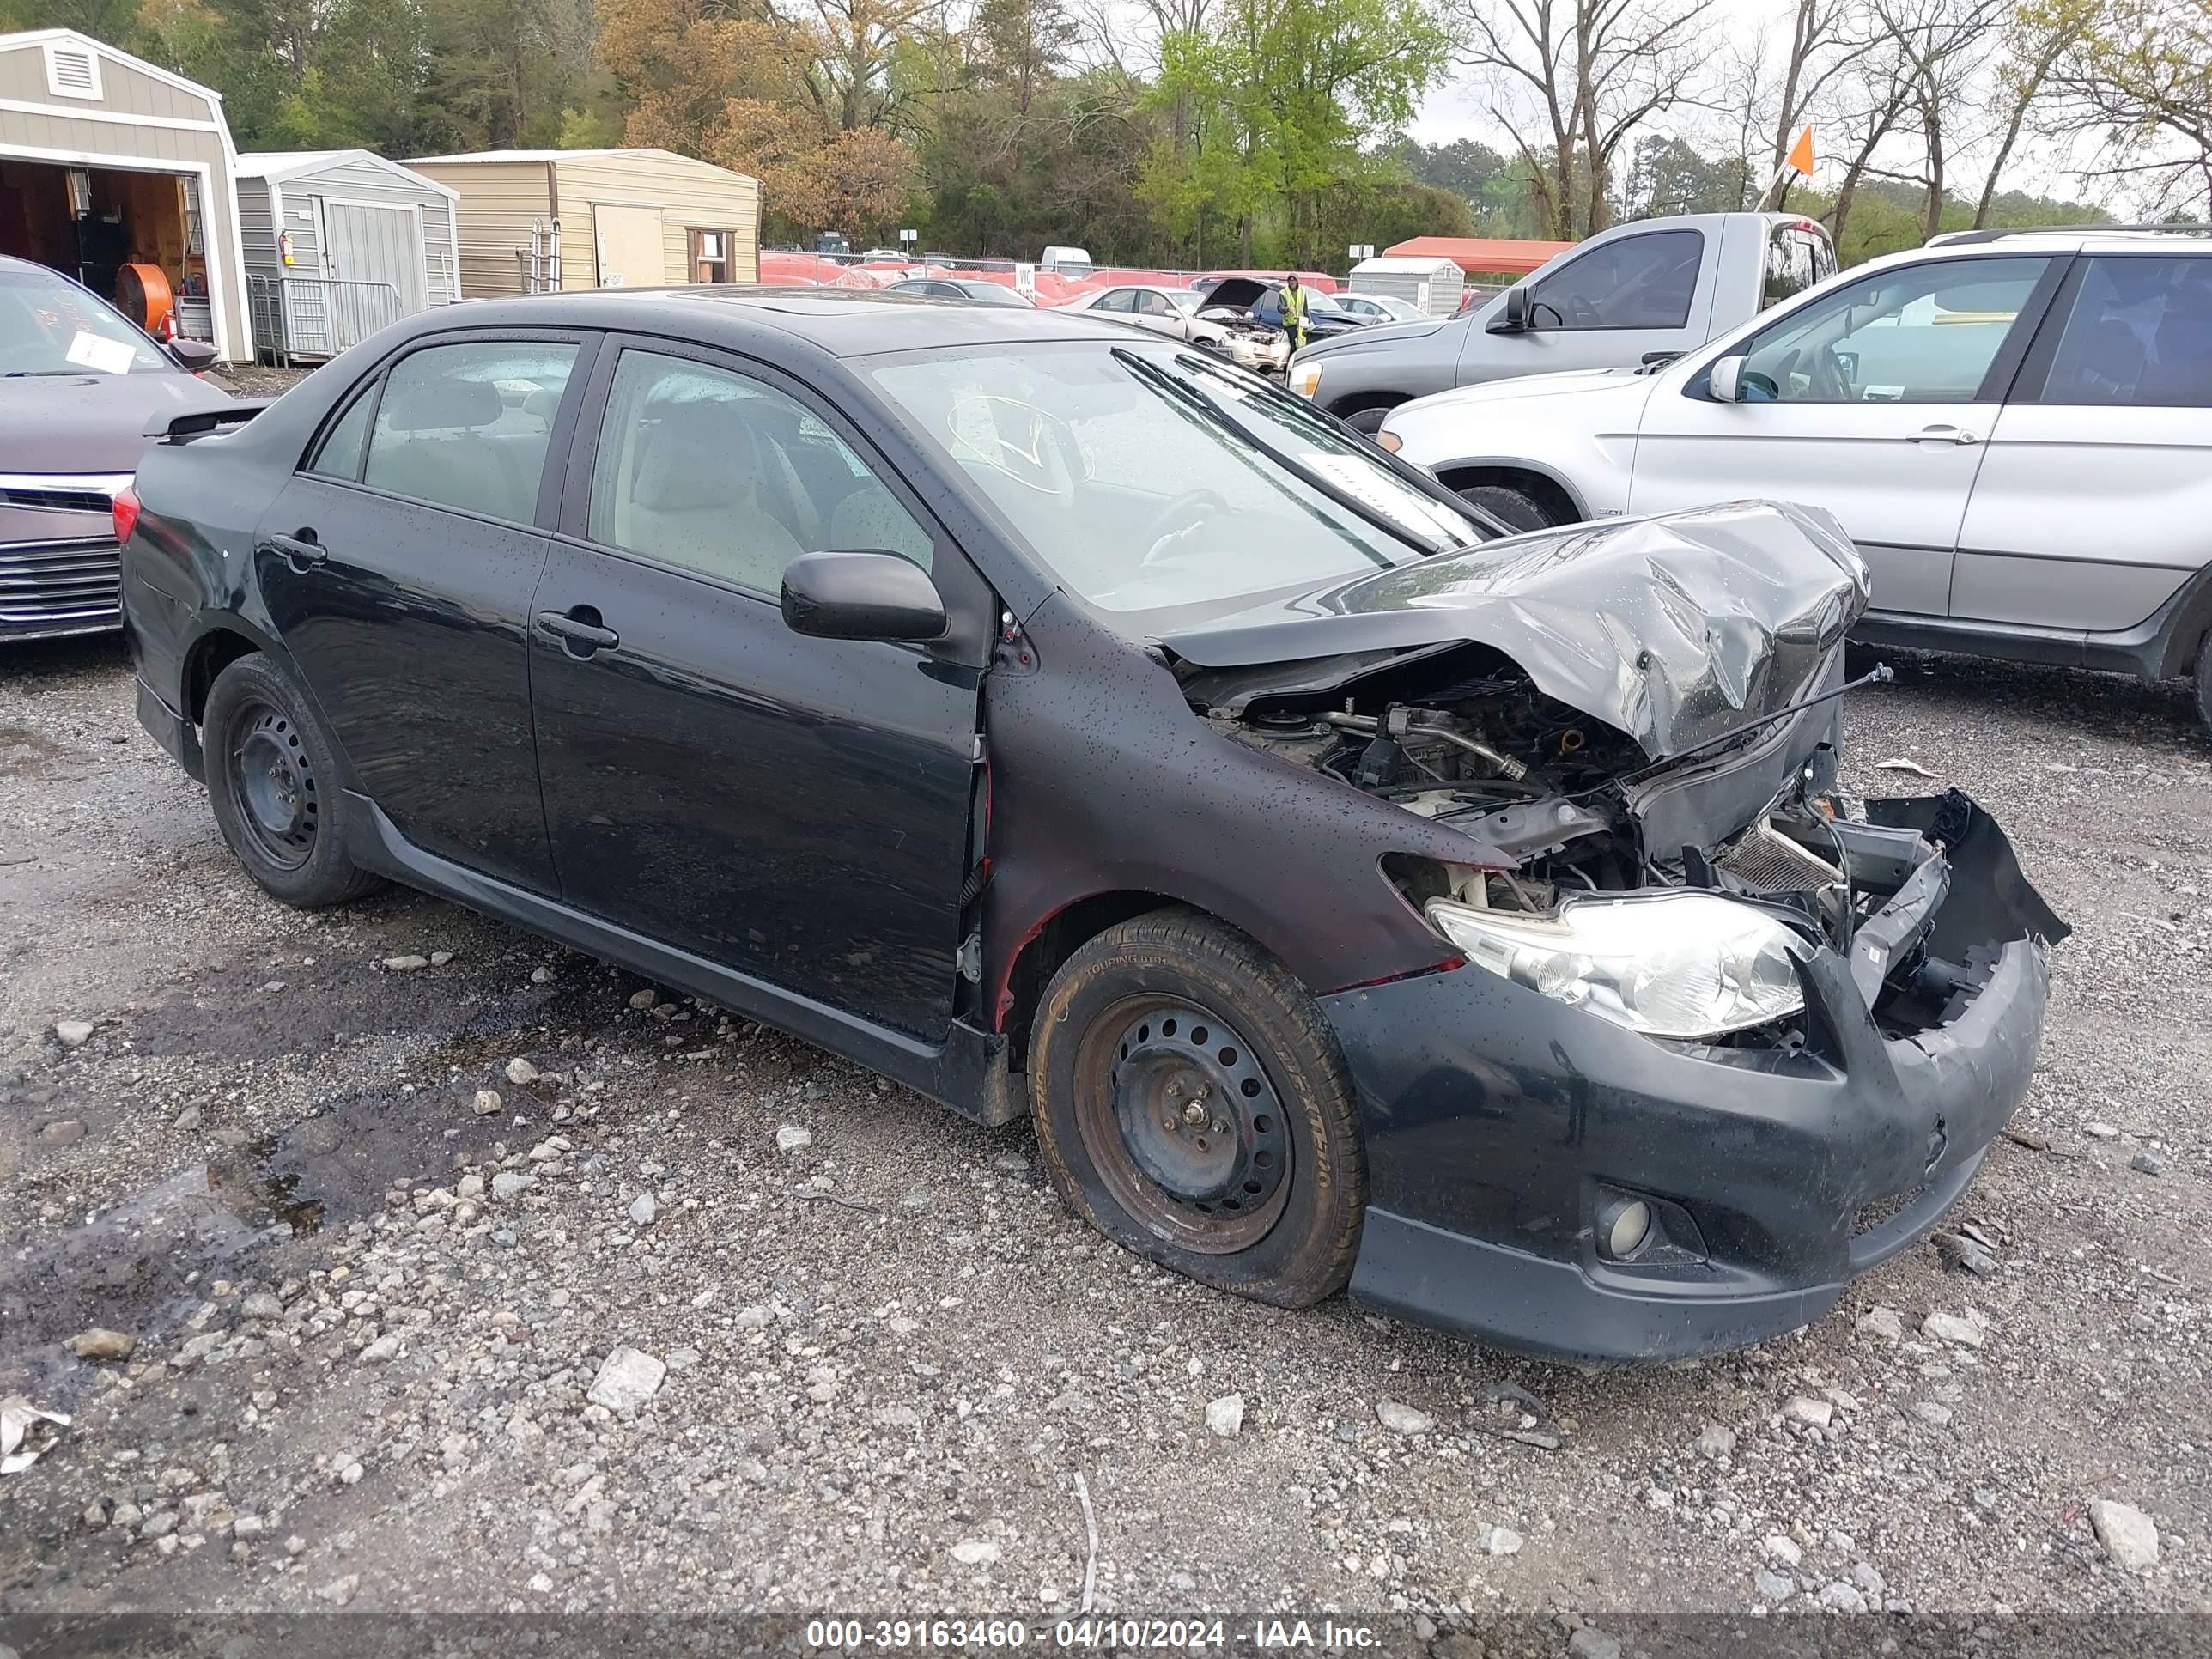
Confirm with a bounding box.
[234,149,461,362]
[0,27,250,359]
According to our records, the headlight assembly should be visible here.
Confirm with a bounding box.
[1425,890,1808,1040]
[1289,361,1322,398]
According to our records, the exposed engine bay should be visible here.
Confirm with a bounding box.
[1181,638,2033,1046]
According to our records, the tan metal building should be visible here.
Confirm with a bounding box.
[0,27,250,359]
[404,149,761,299]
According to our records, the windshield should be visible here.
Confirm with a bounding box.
[0,265,171,377]
[1163,290,1201,314]
[866,341,1489,619]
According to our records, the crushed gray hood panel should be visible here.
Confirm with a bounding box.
[1157,501,1870,757]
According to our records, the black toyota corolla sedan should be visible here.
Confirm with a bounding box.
[119,289,2065,1361]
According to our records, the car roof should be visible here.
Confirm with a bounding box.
[1922,225,2212,257]
[391,285,1132,356]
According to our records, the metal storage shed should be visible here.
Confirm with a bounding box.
[234,149,460,363]
[0,27,250,359]
[404,148,760,299]
[1348,255,1465,319]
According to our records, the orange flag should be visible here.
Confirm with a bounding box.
[1786,125,1815,177]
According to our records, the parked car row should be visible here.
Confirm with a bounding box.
[106,287,2066,1364]
[1360,224,2212,732]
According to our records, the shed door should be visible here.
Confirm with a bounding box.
[319,199,425,349]
[592,204,664,289]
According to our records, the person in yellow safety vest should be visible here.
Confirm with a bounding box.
[1282,272,1310,352]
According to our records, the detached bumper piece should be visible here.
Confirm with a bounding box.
[1325,792,2065,1362]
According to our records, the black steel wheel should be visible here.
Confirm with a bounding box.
[204,653,383,908]
[1031,908,1366,1306]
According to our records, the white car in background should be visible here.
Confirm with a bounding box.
[1334,293,1429,325]
[1063,283,1230,351]
[1378,226,2212,728]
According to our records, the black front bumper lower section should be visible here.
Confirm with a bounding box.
[1323,794,2063,1362]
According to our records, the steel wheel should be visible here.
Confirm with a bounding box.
[225,697,319,872]
[1072,994,1293,1254]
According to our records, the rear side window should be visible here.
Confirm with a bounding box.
[362,341,578,524]
[307,388,375,480]
[2035,256,2212,407]
[1093,289,1134,312]
[1763,226,1832,310]
[1530,229,1702,331]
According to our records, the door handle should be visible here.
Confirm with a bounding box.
[536,607,619,653]
[258,529,326,567]
[1905,424,1979,445]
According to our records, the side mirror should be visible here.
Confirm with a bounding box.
[1708,356,1745,403]
[1488,286,1531,334]
[781,549,947,643]
[169,337,219,373]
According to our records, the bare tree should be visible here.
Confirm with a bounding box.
[2043,0,2212,219]
[1767,0,1880,173]
[1446,0,1716,238]
[1870,0,2004,241]
[1972,0,2094,224]
[1820,15,1917,246]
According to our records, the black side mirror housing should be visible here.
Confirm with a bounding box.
[1488,286,1532,334]
[169,337,219,373]
[781,550,948,643]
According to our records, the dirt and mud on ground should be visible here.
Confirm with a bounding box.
[0,636,2205,1644]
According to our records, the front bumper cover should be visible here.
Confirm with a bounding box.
[1322,793,2063,1362]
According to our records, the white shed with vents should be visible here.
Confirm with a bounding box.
[0,27,251,358]
[234,149,460,362]
[1348,255,1464,319]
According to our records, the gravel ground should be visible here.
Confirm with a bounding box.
[0,635,2205,1639]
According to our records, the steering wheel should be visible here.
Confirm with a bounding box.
[1565,294,1601,327]
[1139,489,1231,566]
[1808,345,1852,401]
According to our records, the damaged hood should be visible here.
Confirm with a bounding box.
[1158,501,1870,758]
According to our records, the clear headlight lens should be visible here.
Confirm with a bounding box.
[1289,361,1322,398]
[1425,890,1808,1040]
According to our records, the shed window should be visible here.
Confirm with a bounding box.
[42,42,103,100]
[690,229,734,284]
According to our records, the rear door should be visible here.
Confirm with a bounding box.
[1462,227,1711,384]
[253,331,593,892]
[527,336,985,1036]
[1952,252,2212,633]
[1632,253,2063,618]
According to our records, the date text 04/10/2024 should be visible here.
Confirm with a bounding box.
[802,1619,1384,1650]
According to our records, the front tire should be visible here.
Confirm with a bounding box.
[1030,910,1366,1308]
[1457,483,1556,535]
[204,653,383,908]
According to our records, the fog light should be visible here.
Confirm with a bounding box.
[1601,1198,1651,1260]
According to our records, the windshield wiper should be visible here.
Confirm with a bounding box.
[1109,346,1449,559]
[3,369,88,378]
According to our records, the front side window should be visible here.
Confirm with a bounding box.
[588,349,933,593]
[0,262,169,376]
[866,341,1484,620]
[1135,291,1175,318]
[1734,254,2051,404]
[1091,289,1134,313]
[1762,226,1832,311]
[361,340,577,522]
[1530,229,1702,331]
[2037,255,2212,407]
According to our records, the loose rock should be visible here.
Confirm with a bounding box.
[2089,1499,2160,1570]
[1783,1396,1833,1429]
[53,1018,94,1048]
[776,1125,813,1152]
[1695,1425,1736,1459]
[951,1539,1001,1566]
[1205,1395,1245,1437]
[1856,1306,1905,1342]
[1922,1311,1985,1348]
[1567,1629,1620,1659]
[1477,1523,1523,1556]
[381,955,428,973]
[587,1346,667,1412]
[472,1089,503,1117]
[629,1193,659,1225]
[65,1328,136,1362]
[506,1058,540,1085]
[2131,1152,2169,1176]
[1376,1399,1435,1436]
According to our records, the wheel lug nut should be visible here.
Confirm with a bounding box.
[1212,1118,1227,1134]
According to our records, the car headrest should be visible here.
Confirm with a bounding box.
[632,397,763,513]
[382,375,503,433]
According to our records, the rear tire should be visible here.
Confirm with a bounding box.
[1457,483,1556,535]
[204,653,384,909]
[2197,640,2212,737]
[1030,909,1366,1308]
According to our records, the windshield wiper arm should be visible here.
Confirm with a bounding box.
[1109,346,1449,559]
[3,369,88,378]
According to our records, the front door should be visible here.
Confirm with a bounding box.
[1632,253,2063,618]
[592,204,664,289]
[529,337,981,1036]
[253,331,591,892]
[320,198,425,349]
[1464,226,1712,384]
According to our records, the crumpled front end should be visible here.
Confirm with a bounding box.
[1322,790,2066,1362]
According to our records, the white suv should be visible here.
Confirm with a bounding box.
[1380,228,2212,728]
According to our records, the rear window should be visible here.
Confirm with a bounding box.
[1763,224,1835,311]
